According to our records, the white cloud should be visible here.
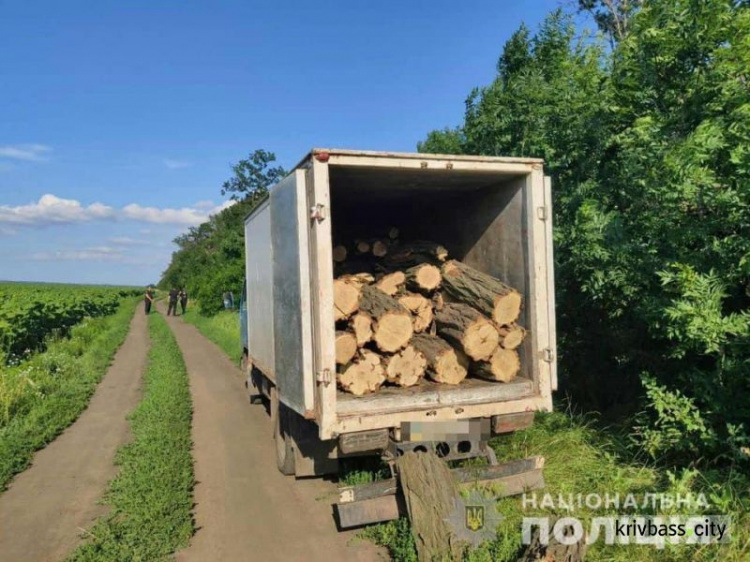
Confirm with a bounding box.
[32,246,124,261]
[163,158,192,169]
[193,200,215,210]
[0,194,235,228]
[0,194,114,225]
[0,144,52,162]
[108,236,148,245]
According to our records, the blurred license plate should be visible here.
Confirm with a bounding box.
[402,419,489,442]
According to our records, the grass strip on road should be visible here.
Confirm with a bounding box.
[69,312,194,561]
[0,298,138,491]
[181,308,242,363]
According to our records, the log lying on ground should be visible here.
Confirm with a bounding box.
[384,241,449,268]
[405,263,441,292]
[411,333,468,384]
[474,347,520,382]
[398,293,434,333]
[340,272,375,288]
[375,271,406,296]
[359,285,413,353]
[338,349,386,395]
[384,345,427,387]
[335,331,358,365]
[435,302,500,361]
[349,311,373,347]
[333,245,348,263]
[499,324,526,350]
[333,278,362,321]
[441,260,522,326]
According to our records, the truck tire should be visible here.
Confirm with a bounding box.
[272,389,296,475]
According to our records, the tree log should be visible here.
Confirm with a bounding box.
[333,278,361,321]
[372,240,389,257]
[398,293,434,333]
[384,241,449,268]
[441,260,522,326]
[405,264,442,292]
[349,311,373,347]
[499,324,526,350]
[335,331,358,365]
[473,347,520,382]
[435,302,500,361]
[384,345,427,387]
[354,239,371,254]
[411,333,468,384]
[338,349,386,396]
[387,226,400,240]
[359,286,413,352]
[333,245,348,263]
[340,272,375,288]
[375,271,406,296]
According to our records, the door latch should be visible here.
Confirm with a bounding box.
[541,348,555,363]
[316,368,332,386]
[310,204,327,222]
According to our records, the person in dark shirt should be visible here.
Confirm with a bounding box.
[179,288,188,315]
[167,288,179,316]
[144,287,154,315]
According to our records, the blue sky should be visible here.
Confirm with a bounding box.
[1,0,564,286]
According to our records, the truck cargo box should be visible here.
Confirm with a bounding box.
[244,149,556,440]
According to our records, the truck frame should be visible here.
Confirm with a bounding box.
[240,148,556,481]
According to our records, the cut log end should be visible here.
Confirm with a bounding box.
[411,333,468,385]
[333,279,361,321]
[493,291,523,327]
[436,302,499,361]
[333,245,348,263]
[375,271,406,296]
[349,312,373,347]
[335,331,358,365]
[373,313,414,353]
[406,264,442,292]
[372,240,389,257]
[338,350,385,395]
[474,348,520,382]
[398,293,434,333]
[500,324,526,350]
[355,240,371,254]
[384,345,427,387]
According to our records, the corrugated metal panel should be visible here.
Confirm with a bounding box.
[244,199,275,378]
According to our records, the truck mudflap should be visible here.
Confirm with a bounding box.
[335,456,545,529]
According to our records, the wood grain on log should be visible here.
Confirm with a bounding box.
[338,349,385,395]
[499,324,526,350]
[411,333,468,384]
[441,260,522,326]
[335,331,358,365]
[349,311,373,347]
[384,345,427,387]
[372,240,389,257]
[473,347,520,382]
[375,271,406,296]
[359,285,413,353]
[398,293,434,333]
[435,302,500,361]
[405,264,442,292]
[333,278,361,321]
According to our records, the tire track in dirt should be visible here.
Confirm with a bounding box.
[0,305,149,562]
[163,310,385,562]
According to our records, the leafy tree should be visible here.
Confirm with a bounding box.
[161,150,287,314]
[220,149,287,203]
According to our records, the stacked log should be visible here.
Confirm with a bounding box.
[332,233,526,395]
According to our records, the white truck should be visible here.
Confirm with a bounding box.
[240,149,556,515]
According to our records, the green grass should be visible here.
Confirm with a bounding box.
[0,298,138,491]
[181,307,242,363]
[68,312,194,561]
[362,411,749,562]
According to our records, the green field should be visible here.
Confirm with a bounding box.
[0,282,140,363]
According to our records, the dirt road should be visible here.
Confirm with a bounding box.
[0,306,148,562]
[163,312,384,562]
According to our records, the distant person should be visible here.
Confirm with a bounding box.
[167,287,179,316]
[179,288,188,315]
[144,287,154,315]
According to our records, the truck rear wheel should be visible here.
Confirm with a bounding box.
[272,389,296,475]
